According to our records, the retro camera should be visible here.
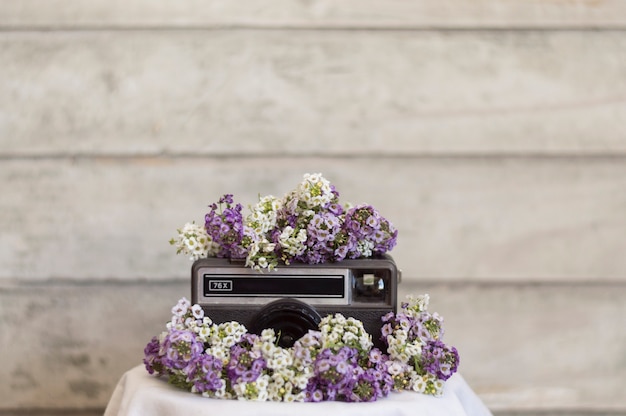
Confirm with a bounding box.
[191,255,400,348]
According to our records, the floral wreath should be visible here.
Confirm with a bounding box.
[145,173,459,402]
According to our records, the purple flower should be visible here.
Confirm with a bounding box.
[185,354,225,394]
[227,341,266,384]
[342,205,397,259]
[420,340,460,381]
[417,312,444,341]
[381,311,394,323]
[219,194,234,204]
[327,203,344,216]
[380,309,444,349]
[143,336,164,375]
[204,194,246,258]
[368,348,384,364]
[347,368,384,402]
[297,211,344,263]
[333,244,349,261]
[161,329,204,370]
[305,347,362,401]
[306,389,325,402]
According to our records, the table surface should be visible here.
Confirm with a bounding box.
[104,365,493,416]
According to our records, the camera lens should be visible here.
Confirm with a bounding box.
[250,299,322,348]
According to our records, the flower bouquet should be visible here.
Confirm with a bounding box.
[169,173,398,271]
[146,173,459,402]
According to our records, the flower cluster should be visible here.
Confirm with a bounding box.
[169,222,219,261]
[144,295,459,402]
[381,295,460,396]
[170,173,398,271]
[318,313,373,353]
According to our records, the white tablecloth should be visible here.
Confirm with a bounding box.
[104,365,492,416]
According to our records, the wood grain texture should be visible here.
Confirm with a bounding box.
[2,0,626,29]
[2,157,625,282]
[2,30,626,157]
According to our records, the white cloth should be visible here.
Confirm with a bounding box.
[104,365,492,416]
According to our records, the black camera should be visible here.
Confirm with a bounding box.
[191,255,400,349]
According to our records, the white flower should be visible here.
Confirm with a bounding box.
[256,375,270,390]
[278,226,307,257]
[267,384,281,401]
[434,380,445,396]
[247,242,260,259]
[167,316,182,330]
[245,238,278,271]
[386,361,405,376]
[267,348,294,370]
[298,331,320,348]
[223,335,236,347]
[247,195,281,235]
[233,376,271,401]
[257,257,268,269]
[171,298,189,317]
[405,341,422,356]
[260,328,276,343]
[197,326,212,342]
[191,304,204,319]
[213,386,232,399]
[296,173,334,209]
[259,344,274,361]
[207,346,228,363]
[342,332,358,344]
[412,375,426,393]
[224,321,242,336]
[404,294,430,317]
[356,239,374,257]
[359,335,373,350]
[271,373,285,387]
[439,363,452,378]
[170,222,219,260]
[293,374,310,390]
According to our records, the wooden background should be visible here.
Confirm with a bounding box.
[1,1,625,414]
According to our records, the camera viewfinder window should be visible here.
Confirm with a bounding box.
[353,271,389,304]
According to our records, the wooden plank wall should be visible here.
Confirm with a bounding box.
[1,1,625,413]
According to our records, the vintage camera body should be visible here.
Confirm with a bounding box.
[191,255,399,348]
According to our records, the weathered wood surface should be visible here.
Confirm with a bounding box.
[0,280,624,410]
[2,157,625,282]
[2,0,626,29]
[2,30,626,157]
